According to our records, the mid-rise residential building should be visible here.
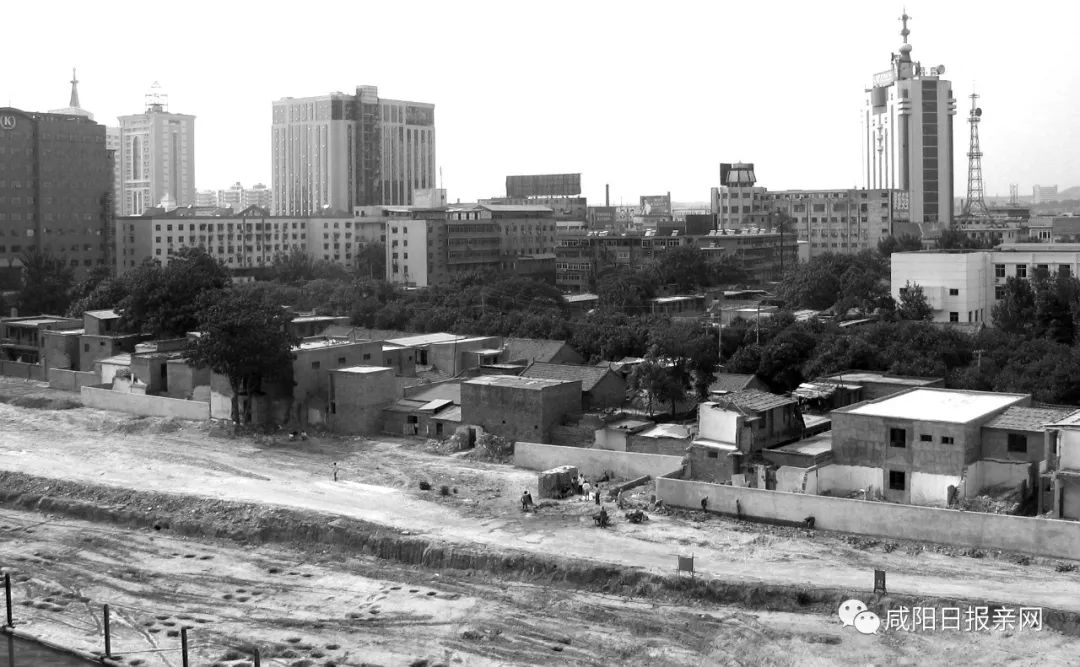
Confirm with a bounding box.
[1032,185,1058,205]
[384,204,557,288]
[115,205,361,273]
[196,183,273,211]
[710,164,911,258]
[861,13,956,227]
[271,86,435,215]
[555,227,798,293]
[117,85,196,216]
[891,244,1080,325]
[0,100,114,286]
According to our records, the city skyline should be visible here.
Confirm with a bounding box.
[6,0,1078,206]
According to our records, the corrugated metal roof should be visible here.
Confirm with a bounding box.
[715,389,795,412]
[521,362,613,392]
[984,406,1079,432]
[709,373,760,393]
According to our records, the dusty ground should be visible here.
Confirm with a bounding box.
[4,508,1078,667]
[2,377,1080,665]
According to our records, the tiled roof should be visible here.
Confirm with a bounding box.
[502,338,582,364]
[983,406,1080,432]
[520,362,614,392]
[709,373,760,393]
[715,389,796,413]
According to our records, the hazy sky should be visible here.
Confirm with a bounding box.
[6,1,1078,205]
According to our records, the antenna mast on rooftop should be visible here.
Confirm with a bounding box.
[145,81,168,113]
[962,91,989,219]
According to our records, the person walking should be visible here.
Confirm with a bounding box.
[331,462,339,482]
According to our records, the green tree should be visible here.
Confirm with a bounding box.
[596,269,655,313]
[119,248,231,337]
[896,281,934,321]
[992,276,1037,337]
[877,234,923,256]
[16,248,74,315]
[650,245,710,293]
[186,287,298,427]
[937,228,996,250]
[355,242,386,281]
[627,351,685,415]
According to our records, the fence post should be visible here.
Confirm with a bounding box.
[181,627,189,667]
[103,604,112,658]
[4,572,12,629]
[253,647,261,667]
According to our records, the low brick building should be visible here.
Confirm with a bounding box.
[520,361,625,410]
[328,366,399,434]
[461,374,581,443]
[830,388,1030,506]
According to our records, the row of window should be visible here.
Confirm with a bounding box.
[888,428,1027,452]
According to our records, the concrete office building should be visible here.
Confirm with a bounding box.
[0,96,114,286]
[115,206,361,273]
[117,85,196,216]
[384,204,557,288]
[271,86,435,215]
[710,163,911,259]
[861,12,956,227]
[891,244,1080,325]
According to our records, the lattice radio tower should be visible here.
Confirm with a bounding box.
[962,92,989,218]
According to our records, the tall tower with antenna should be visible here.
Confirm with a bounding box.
[962,92,989,219]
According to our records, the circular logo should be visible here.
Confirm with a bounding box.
[0,114,15,130]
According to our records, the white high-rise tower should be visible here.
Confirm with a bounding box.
[117,83,196,215]
[862,12,956,227]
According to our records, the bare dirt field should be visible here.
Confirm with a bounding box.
[2,377,1080,665]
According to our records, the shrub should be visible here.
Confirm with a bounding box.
[418,480,432,491]
[439,485,451,496]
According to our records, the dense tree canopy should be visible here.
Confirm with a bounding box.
[16,248,74,316]
[186,286,298,426]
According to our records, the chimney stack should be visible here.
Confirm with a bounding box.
[605,184,610,208]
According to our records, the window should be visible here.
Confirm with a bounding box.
[1016,264,1027,278]
[1007,433,1027,453]
[1061,265,1072,278]
[707,451,719,459]
[948,288,959,296]
[362,353,371,360]
[995,285,1005,299]
[941,436,954,444]
[889,470,907,491]
[337,357,346,365]
[311,361,321,370]
[919,434,933,442]
[889,428,906,448]
[949,312,959,322]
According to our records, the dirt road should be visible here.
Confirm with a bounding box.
[2,379,1080,664]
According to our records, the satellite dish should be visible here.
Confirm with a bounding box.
[975,108,983,117]
[937,65,945,74]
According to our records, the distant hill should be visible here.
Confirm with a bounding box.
[1056,186,1080,201]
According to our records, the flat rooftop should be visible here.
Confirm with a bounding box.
[465,375,577,390]
[769,433,832,457]
[386,332,484,347]
[564,293,599,303]
[335,365,390,374]
[823,371,940,386]
[841,388,1027,424]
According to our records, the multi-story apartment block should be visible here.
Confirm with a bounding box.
[861,13,956,227]
[271,86,435,215]
[710,162,911,259]
[891,243,1080,325]
[115,206,360,273]
[195,183,273,211]
[117,85,196,216]
[554,227,797,293]
[384,204,557,288]
[0,99,114,286]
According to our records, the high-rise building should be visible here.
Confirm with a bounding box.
[0,99,114,286]
[271,86,436,215]
[1033,185,1059,205]
[861,12,956,227]
[117,83,196,216]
